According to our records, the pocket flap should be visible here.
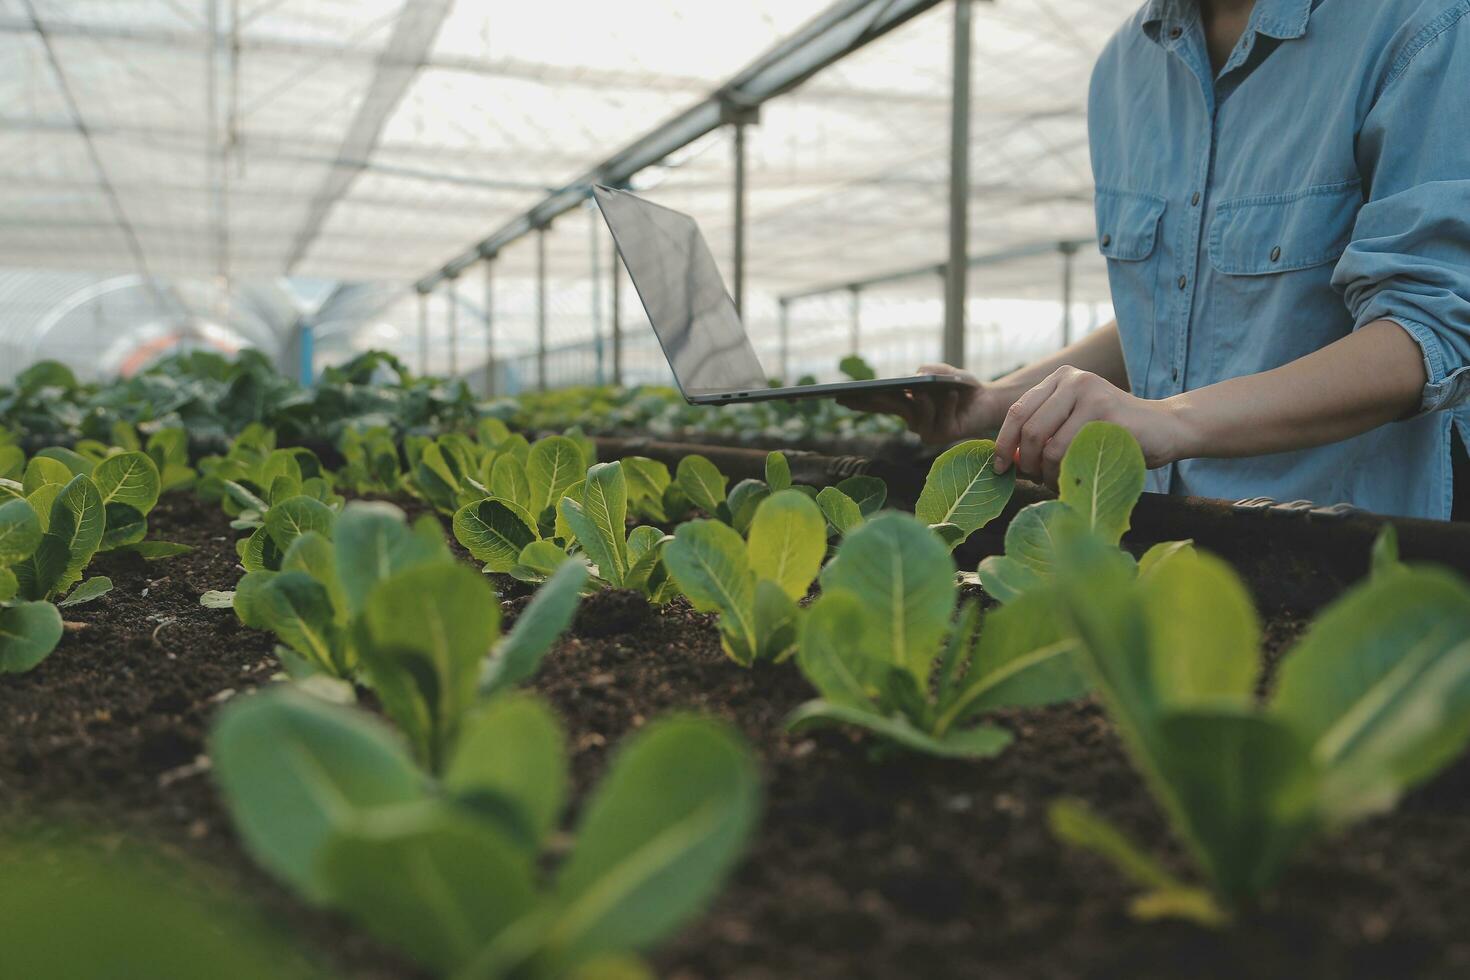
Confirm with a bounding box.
[1209,179,1361,276]
[1094,189,1167,262]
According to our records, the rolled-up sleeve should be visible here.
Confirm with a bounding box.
[1332,10,1470,415]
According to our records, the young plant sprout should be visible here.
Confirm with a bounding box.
[788,512,1087,758]
[914,438,1016,550]
[0,497,63,672]
[236,500,587,761]
[1047,530,1470,924]
[661,488,827,666]
[976,422,1189,602]
[211,687,758,979]
[13,461,104,605]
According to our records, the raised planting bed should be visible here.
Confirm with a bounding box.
[593,435,1470,612]
[5,432,1470,979]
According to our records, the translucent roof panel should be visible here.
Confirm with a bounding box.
[0,0,1142,386]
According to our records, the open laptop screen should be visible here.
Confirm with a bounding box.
[594,186,767,397]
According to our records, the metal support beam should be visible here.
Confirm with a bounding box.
[779,298,791,381]
[482,258,496,396]
[780,238,1090,303]
[1059,240,1077,347]
[589,205,605,385]
[943,0,973,368]
[416,289,428,376]
[610,240,623,387]
[285,0,452,272]
[416,0,946,291]
[446,277,458,377]
[536,225,548,392]
[848,286,862,353]
[724,102,760,316]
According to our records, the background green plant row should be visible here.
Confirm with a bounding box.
[0,349,903,450]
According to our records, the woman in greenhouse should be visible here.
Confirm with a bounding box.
[850,0,1470,521]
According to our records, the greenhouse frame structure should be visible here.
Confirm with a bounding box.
[409,0,1095,395]
[0,0,1121,390]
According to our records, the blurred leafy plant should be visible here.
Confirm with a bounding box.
[1047,533,1470,924]
[212,686,758,978]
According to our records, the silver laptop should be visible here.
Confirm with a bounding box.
[592,184,964,405]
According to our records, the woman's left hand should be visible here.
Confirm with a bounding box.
[992,367,1191,486]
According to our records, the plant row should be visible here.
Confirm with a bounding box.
[0,350,901,450]
[0,421,194,671]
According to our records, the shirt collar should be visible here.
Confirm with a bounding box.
[1142,0,1312,44]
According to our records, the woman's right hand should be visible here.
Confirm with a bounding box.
[837,363,1010,445]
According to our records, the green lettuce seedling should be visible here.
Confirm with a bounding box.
[10,461,112,608]
[0,497,63,673]
[422,431,585,533]
[622,455,673,522]
[0,435,22,483]
[25,445,189,560]
[975,422,1188,602]
[456,457,678,601]
[235,501,587,768]
[668,453,727,523]
[236,493,338,574]
[234,499,431,677]
[337,425,403,496]
[211,688,758,978]
[750,445,889,542]
[788,512,1087,758]
[813,474,886,541]
[200,429,340,529]
[145,426,198,493]
[556,461,678,600]
[915,439,1015,550]
[1047,535,1470,923]
[406,432,483,514]
[92,450,163,551]
[74,423,196,495]
[662,489,826,666]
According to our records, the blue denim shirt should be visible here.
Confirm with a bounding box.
[1090,0,1470,519]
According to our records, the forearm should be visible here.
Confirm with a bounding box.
[990,321,1128,401]
[1167,319,1427,460]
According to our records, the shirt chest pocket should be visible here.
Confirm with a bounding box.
[1208,179,1361,275]
[1096,188,1167,262]
[1203,179,1362,374]
[1094,189,1167,370]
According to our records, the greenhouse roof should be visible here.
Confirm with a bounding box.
[0,0,1138,380]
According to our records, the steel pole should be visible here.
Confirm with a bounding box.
[589,205,605,386]
[536,225,548,391]
[848,285,861,354]
[943,0,973,368]
[732,119,747,318]
[446,277,458,377]
[483,257,495,396]
[416,289,428,375]
[610,239,623,387]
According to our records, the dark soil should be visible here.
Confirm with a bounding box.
[3,493,1468,979]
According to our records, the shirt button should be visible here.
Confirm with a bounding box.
[1169,26,1183,39]
[1191,191,1201,206]
[1270,245,1282,262]
[1101,233,1112,247]
[1177,275,1187,290]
